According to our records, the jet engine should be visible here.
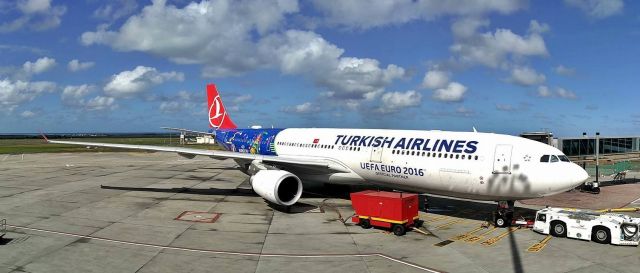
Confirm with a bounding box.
[250,170,303,206]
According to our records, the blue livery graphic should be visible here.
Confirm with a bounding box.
[211,130,480,156]
[215,129,283,156]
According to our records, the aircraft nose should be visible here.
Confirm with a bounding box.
[573,164,590,185]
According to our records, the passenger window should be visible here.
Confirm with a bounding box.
[558,155,570,162]
[550,155,559,163]
[536,213,546,223]
[540,155,549,162]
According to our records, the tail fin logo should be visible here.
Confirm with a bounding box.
[206,83,237,130]
[209,95,226,128]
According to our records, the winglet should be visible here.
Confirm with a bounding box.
[39,131,50,143]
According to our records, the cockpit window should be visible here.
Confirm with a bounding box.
[550,155,559,163]
[540,155,549,162]
[558,155,570,162]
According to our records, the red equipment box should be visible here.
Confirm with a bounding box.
[350,190,422,236]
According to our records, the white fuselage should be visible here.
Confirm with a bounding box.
[273,128,588,201]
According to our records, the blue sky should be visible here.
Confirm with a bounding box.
[0,0,638,137]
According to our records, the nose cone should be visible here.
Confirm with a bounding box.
[572,164,590,186]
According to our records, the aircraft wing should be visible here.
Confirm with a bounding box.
[161,127,215,135]
[44,138,351,173]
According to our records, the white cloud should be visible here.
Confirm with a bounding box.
[0,0,66,32]
[104,66,184,98]
[537,85,552,97]
[61,84,95,105]
[17,0,51,13]
[93,0,138,21]
[282,102,320,114]
[159,101,183,113]
[565,0,623,19]
[233,94,253,104]
[528,20,550,34]
[455,106,475,117]
[556,87,577,99]
[158,91,202,114]
[433,82,467,102]
[23,57,56,74]
[509,66,545,86]
[536,86,577,99]
[0,78,56,111]
[322,57,405,100]
[68,59,95,72]
[85,96,117,111]
[60,84,117,111]
[82,0,299,77]
[20,110,36,118]
[311,0,526,29]
[421,70,449,89]
[81,2,405,107]
[450,18,548,68]
[554,65,575,76]
[259,31,405,102]
[376,90,422,113]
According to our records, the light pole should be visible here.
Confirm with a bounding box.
[582,132,587,169]
[595,132,600,184]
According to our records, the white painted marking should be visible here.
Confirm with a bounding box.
[7,224,440,272]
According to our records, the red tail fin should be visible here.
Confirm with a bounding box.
[207,83,237,130]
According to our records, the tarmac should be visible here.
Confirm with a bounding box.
[1,152,640,273]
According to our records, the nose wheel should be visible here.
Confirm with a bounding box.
[493,201,514,228]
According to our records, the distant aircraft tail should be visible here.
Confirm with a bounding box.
[207,83,237,130]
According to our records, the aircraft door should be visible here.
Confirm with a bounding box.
[492,144,513,174]
[370,147,383,163]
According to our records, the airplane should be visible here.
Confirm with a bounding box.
[43,83,590,227]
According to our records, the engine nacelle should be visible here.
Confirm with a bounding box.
[250,170,303,206]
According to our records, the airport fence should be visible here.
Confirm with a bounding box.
[584,161,633,177]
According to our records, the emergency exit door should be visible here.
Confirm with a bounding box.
[370,147,383,163]
[493,145,513,174]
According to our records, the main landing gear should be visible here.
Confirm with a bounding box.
[493,201,514,228]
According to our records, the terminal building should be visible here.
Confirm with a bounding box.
[557,136,640,157]
[521,132,640,157]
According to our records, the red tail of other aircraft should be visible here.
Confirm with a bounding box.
[207,84,237,130]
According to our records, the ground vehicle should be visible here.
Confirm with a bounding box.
[351,190,423,236]
[533,207,640,246]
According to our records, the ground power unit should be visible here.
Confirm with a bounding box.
[350,190,423,236]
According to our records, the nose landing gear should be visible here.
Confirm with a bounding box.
[493,201,514,228]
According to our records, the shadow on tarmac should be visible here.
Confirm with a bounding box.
[99,184,539,220]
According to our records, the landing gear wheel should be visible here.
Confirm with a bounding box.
[494,213,512,228]
[550,221,567,237]
[592,227,611,244]
[494,201,515,228]
[392,224,406,236]
[360,219,371,229]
